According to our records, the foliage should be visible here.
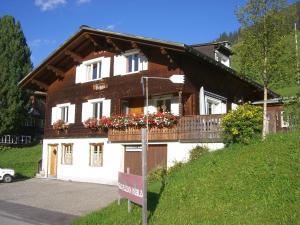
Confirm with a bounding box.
[221,104,263,145]
[0,15,32,135]
[188,146,208,162]
[70,131,300,225]
[0,144,41,178]
[284,90,300,129]
[52,119,69,131]
[84,112,178,130]
[148,166,167,183]
[275,84,300,97]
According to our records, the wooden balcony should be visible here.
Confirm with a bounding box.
[108,115,223,143]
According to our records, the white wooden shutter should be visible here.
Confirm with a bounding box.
[68,104,76,123]
[139,55,148,71]
[171,99,179,116]
[82,102,92,122]
[101,57,111,78]
[102,99,111,117]
[114,55,126,76]
[199,86,205,115]
[75,64,85,83]
[51,107,58,125]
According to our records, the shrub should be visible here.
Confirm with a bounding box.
[189,146,209,162]
[148,166,167,183]
[168,160,185,174]
[221,104,263,145]
[284,92,300,130]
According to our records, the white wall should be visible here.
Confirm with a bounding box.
[167,142,224,167]
[42,138,124,185]
[41,139,224,185]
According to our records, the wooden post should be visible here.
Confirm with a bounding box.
[127,167,132,213]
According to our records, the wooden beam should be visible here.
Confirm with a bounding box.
[65,50,83,63]
[85,34,99,48]
[105,37,122,53]
[160,47,174,64]
[131,41,147,56]
[31,79,48,90]
[47,65,64,78]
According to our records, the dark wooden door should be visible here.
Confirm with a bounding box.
[124,144,167,175]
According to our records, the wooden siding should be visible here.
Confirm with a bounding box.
[124,144,167,175]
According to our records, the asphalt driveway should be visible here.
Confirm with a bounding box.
[0,178,119,225]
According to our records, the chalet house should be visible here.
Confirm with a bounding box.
[19,26,278,185]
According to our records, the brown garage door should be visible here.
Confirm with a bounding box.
[124,144,167,175]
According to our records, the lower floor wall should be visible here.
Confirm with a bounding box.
[41,138,224,185]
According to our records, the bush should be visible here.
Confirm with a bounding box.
[189,146,208,162]
[221,104,263,145]
[284,92,300,130]
[148,166,167,183]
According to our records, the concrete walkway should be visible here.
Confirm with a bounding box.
[0,178,118,225]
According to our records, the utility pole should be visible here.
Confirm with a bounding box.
[295,23,300,85]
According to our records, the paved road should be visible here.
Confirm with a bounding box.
[0,179,118,225]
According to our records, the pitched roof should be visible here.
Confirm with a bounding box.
[19,26,279,98]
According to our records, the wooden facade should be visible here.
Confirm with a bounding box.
[19,26,279,142]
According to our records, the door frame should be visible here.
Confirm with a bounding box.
[48,144,58,177]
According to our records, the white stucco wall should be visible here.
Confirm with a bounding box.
[41,138,224,185]
[167,142,224,167]
[42,138,124,185]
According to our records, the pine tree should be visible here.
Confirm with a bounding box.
[235,0,297,139]
[0,15,32,135]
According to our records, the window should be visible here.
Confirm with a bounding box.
[156,99,171,113]
[280,111,289,128]
[121,100,129,115]
[89,144,103,167]
[92,102,103,119]
[61,106,69,123]
[62,144,73,165]
[87,61,102,80]
[127,54,139,73]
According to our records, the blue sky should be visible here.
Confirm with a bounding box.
[0,0,297,67]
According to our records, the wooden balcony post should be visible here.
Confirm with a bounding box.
[179,91,183,116]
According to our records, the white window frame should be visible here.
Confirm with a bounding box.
[89,143,103,167]
[61,144,73,165]
[122,49,148,75]
[52,103,75,124]
[84,57,103,81]
[280,111,289,128]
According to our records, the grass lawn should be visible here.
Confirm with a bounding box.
[275,85,300,97]
[70,131,300,225]
[0,144,42,178]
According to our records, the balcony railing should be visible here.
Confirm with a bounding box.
[108,114,223,143]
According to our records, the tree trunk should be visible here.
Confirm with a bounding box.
[262,85,268,140]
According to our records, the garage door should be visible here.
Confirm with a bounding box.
[124,144,167,175]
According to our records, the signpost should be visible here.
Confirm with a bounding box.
[118,74,184,225]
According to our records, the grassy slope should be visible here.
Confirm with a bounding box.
[71,132,300,225]
[0,144,42,178]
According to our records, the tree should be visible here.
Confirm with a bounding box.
[235,0,297,139]
[0,15,32,135]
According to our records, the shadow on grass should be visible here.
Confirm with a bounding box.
[147,178,166,220]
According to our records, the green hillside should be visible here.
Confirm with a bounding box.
[71,131,300,225]
[0,144,42,178]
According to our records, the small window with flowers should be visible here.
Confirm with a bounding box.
[89,143,103,167]
[61,144,73,165]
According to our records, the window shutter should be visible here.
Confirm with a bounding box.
[75,64,85,83]
[101,57,111,78]
[139,55,148,71]
[114,55,126,76]
[51,107,58,125]
[171,99,179,116]
[82,102,92,122]
[102,99,111,117]
[68,104,76,123]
